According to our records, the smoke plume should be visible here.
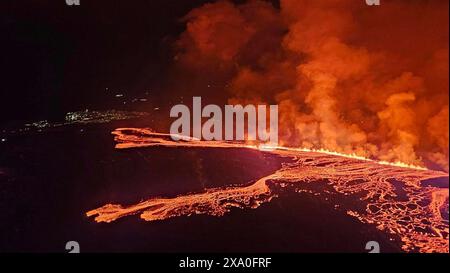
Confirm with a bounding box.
[173,0,449,171]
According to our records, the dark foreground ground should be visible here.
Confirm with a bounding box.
[0,117,404,253]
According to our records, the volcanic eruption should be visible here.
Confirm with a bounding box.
[170,0,449,171]
[85,0,449,253]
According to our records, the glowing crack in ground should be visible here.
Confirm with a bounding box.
[86,128,449,253]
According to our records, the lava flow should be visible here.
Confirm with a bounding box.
[87,128,449,253]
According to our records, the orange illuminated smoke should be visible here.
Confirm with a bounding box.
[87,128,449,253]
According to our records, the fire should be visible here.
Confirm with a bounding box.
[257,145,429,170]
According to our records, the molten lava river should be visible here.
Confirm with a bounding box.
[87,128,449,253]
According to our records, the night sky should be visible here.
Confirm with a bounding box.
[1,0,254,124]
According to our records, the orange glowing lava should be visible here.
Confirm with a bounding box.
[87,128,449,253]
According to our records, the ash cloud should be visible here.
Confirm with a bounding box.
[172,0,449,170]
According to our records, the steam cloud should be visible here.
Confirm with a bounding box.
[172,0,449,171]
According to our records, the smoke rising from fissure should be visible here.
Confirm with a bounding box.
[172,0,449,171]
